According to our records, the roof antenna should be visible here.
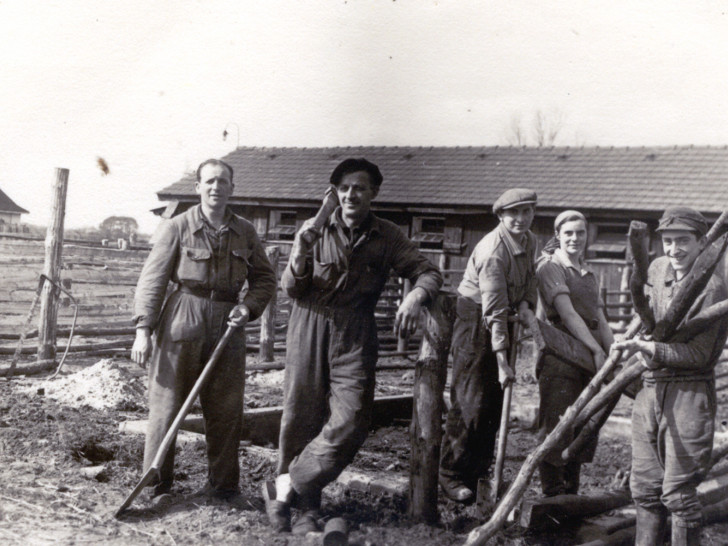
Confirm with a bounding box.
[222,123,240,149]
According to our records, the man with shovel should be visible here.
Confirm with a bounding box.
[439,188,538,504]
[131,158,276,505]
[613,206,728,546]
[263,158,442,535]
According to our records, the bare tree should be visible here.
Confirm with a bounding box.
[504,108,566,146]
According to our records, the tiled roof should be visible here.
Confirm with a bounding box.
[158,146,728,214]
[0,187,28,214]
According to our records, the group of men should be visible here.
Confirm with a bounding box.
[131,156,726,545]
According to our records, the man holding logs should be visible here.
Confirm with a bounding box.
[263,158,442,534]
[613,206,728,545]
[131,159,276,504]
[438,188,538,503]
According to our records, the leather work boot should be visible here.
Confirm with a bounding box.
[262,480,291,533]
[291,510,321,535]
[634,505,667,546]
[439,475,474,504]
[671,524,701,546]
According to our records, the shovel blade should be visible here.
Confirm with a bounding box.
[114,466,159,518]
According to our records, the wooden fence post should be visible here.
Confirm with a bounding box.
[37,168,69,362]
[408,290,456,523]
[259,246,280,362]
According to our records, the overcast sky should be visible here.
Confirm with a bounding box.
[2,1,727,234]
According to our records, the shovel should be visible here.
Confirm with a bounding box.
[115,324,239,517]
[484,321,521,506]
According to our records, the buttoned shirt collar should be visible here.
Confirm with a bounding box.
[552,247,592,277]
[328,208,381,236]
[189,204,243,236]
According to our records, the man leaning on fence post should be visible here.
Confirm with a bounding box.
[263,158,443,535]
[131,158,276,505]
[613,206,728,546]
[438,188,538,504]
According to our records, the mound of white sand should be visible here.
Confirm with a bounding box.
[29,359,146,411]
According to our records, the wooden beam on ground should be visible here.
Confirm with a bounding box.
[519,490,631,531]
[120,394,414,448]
[409,291,455,524]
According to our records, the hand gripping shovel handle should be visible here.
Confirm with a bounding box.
[300,185,339,245]
[488,321,521,504]
[115,324,239,518]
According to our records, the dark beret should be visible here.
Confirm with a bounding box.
[330,158,383,188]
[656,206,709,235]
[493,188,538,215]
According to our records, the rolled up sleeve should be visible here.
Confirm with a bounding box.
[536,260,570,306]
[480,255,511,352]
[389,230,443,304]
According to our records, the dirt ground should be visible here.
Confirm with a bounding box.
[2,351,728,545]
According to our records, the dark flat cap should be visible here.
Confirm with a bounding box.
[656,206,709,235]
[493,188,538,214]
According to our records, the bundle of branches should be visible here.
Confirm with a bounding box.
[465,211,728,546]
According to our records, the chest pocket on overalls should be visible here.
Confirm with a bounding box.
[178,247,211,283]
[312,260,341,291]
[358,260,385,296]
[231,248,250,286]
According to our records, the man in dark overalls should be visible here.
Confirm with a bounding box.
[132,158,276,504]
[613,207,728,545]
[439,188,538,503]
[263,158,442,534]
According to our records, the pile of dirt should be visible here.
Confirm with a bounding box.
[25,359,146,411]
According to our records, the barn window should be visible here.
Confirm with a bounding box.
[588,223,627,259]
[412,216,445,250]
[267,210,298,241]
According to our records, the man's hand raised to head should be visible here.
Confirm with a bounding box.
[290,219,319,275]
[394,287,426,339]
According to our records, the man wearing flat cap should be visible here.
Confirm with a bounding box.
[613,206,728,545]
[439,188,538,503]
[263,158,443,534]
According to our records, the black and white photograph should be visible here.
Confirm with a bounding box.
[2,2,728,544]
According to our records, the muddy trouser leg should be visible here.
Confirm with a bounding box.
[144,294,207,493]
[277,303,331,480]
[287,308,377,499]
[537,357,594,496]
[440,297,503,491]
[199,301,246,495]
[631,384,670,545]
[659,381,714,531]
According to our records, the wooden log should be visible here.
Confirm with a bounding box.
[464,347,630,545]
[678,299,728,340]
[703,210,728,245]
[527,313,595,375]
[38,168,69,361]
[627,221,654,332]
[4,277,43,378]
[572,356,648,432]
[652,232,728,341]
[562,393,622,462]
[259,246,279,362]
[0,339,133,355]
[520,490,631,531]
[408,291,455,523]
